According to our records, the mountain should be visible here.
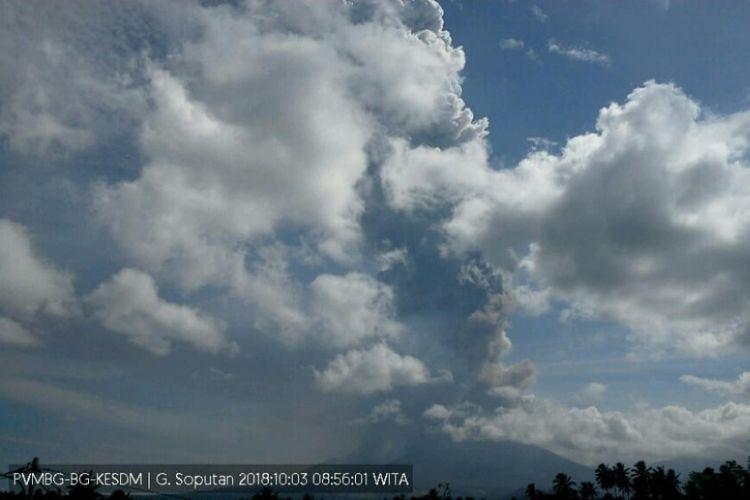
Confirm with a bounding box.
[344,423,592,499]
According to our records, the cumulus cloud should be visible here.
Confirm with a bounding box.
[0,317,39,347]
[386,81,750,358]
[681,372,750,400]
[0,0,492,364]
[0,219,77,319]
[0,1,152,157]
[311,273,402,348]
[425,396,750,465]
[86,269,236,356]
[94,59,368,290]
[89,0,484,290]
[547,39,611,66]
[75,0,487,353]
[314,343,432,395]
[382,137,490,213]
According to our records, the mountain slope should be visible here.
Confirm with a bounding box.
[345,424,592,499]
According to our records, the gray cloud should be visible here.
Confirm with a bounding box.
[0,317,39,348]
[425,396,750,465]
[355,399,410,425]
[480,360,536,393]
[0,219,78,320]
[681,372,750,400]
[0,1,154,158]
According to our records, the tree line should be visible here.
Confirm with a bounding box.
[519,458,750,500]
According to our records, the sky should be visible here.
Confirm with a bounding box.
[1,0,750,471]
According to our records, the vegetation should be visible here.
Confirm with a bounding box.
[521,458,750,500]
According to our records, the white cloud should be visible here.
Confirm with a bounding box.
[90,0,485,294]
[0,317,39,348]
[531,5,549,23]
[388,81,750,358]
[527,136,558,152]
[499,38,525,50]
[0,219,78,319]
[425,396,750,465]
[509,284,552,316]
[86,269,236,356]
[94,59,368,291]
[681,372,750,400]
[548,39,611,66]
[577,382,608,402]
[311,273,402,348]
[376,247,409,272]
[382,137,491,213]
[424,404,453,420]
[498,38,538,61]
[314,343,432,395]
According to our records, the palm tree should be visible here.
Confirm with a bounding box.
[612,463,631,499]
[662,468,681,500]
[553,473,577,500]
[596,463,615,497]
[578,481,597,500]
[631,461,652,500]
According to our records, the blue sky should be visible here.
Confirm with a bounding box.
[1,0,750,473]
[437,0,750,414]
[444,0,750,164]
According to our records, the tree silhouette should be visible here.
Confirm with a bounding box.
[595,464,615,498]
[578,481,597,500]
[552,473,577,500]
[525,482,539,500]
[661,468,681,500]
[631,461,652,500]
[612,463,631,499]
